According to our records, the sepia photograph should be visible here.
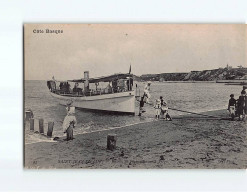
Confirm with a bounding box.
[24,24,247,169]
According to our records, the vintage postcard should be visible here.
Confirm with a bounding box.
[24,24,247,169]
